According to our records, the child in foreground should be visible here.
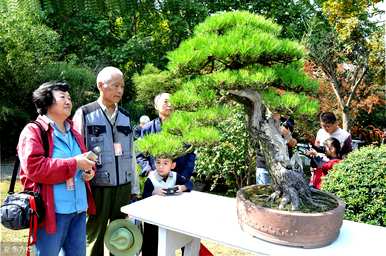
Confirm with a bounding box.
[308,137,342,189]
[141,156,193,256]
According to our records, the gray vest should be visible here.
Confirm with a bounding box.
[148,171,177,189]
[82,102,134,187]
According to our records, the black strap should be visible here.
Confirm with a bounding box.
[8,157,20,194]
[81,101,99,147]
[8,121,49,194]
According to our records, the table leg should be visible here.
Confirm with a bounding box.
[158,228,201,256]
[183,237,200,256]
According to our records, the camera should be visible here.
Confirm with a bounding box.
[296,143,311,155]
[164,186,178,195]
[296,143,326,168]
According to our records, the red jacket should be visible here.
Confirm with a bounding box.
[17,115,96,234]
[310,159,341,189]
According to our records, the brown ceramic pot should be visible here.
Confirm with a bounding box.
[236,185,345,248]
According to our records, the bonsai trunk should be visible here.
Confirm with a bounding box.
[229,89,335,211]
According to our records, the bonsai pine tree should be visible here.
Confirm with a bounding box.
[135,11,326,211]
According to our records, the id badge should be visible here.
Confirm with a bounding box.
[114,143,123,156]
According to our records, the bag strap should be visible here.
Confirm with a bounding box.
[8,121,49,194]
[26,196,39,256]
[8,156,20,194]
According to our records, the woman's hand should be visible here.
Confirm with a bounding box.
[305,148,318,157]
[75,154,95,170]
[82,169,95,181]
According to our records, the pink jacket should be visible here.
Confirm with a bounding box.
[310,159,341,189]
[17,115,96,234]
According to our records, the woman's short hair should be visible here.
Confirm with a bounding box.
[33,81,70,115]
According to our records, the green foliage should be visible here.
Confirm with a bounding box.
[367,29,385,86]
[184,127,221,147]
[171,80,217,111]
[135,133,185,159]
[209,66,277,90]
[208,63,319,94]
[0,11,59,88]
[44,11,118,68]
[274,64,319,92]
[132,64,176,109]
[135,11,318,160]
[261,90,319,116]
[36,62,97,110]
[167,11,305,75]
[194,11,282,36]
[162,111,194,137]
[0,10,60,158]
[162,108,229,143]
[323,145,386,226]
[195,105,255,196]
[204,0,313,40]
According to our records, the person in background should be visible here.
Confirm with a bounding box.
[136,93,196,179]
[308,137,342,189]
[141,156,193,256]
[73,67,140,256]
[18,81,96,256]
[279,116,297,157]
[256,114,297,184]
[312,112,352,158]
[133,115,150,140]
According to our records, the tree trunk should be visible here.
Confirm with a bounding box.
[342,107,350,131]
[229,89,334,211]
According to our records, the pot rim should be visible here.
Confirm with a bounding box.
[238,184,346,217]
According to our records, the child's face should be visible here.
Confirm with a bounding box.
[155,158,176,177]
[320,122,338,134]
[325,143,336,157]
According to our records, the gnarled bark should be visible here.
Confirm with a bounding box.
[229,89,334,211]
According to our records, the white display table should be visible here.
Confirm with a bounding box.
[121,191,386,256]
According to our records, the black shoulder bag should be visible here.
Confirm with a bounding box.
[0,121,47,230]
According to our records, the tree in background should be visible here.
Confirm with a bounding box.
[0,0,315,122]
[0,10,59,157]
[135,12,329,211]
[1,0,384,159]
[0,7,96,158]
[304,0,385,131]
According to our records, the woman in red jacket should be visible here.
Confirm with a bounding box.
[308,137,342,189]
[17,81,96,256]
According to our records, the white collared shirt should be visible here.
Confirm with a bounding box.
[97,98,118,125]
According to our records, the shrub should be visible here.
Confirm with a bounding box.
[195,104,256,196]
[0,10,60,159]
[323,145,386,226]
[36,62,97,110]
